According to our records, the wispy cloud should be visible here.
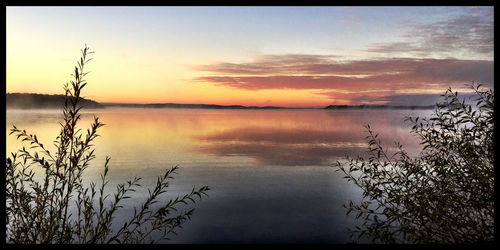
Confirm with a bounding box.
[194,75,441,91]
[193,55,493,98]
[364,7,494,59]
[193,54,338,75]
[193,8,494,106]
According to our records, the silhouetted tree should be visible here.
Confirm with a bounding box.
[6,45,209,243]
[337,84,494,243]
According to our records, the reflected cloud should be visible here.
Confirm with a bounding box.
[196,141,365,166]
[195,127,367,166]
[194,114,422,166]
[197,127,366,144]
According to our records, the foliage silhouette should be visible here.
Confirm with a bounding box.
[337,84,494,243]
[6,45,209,244]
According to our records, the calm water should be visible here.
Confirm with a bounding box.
[6,107,431,243]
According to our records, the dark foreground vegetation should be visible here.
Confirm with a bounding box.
[6,46,209,244]
[7,93,104,109]
[337,83,494,243]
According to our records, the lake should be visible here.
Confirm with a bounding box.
[6,107,432,243]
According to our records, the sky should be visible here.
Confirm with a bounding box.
[6,6,494,107]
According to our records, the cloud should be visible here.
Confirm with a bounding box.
[195,75,438,91]
[193,54,338,75]
[193,56,493,93]
[365,42,425,54]
[364,7,494,58]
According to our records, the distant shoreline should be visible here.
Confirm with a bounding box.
[324,104,436,110]
[101,103,311,110]
[6,93,436,110]
[6,93,104,109]
[102,103,436,110]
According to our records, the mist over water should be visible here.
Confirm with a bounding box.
[6,107,431,243]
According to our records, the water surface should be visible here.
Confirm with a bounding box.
[6,107,430,243]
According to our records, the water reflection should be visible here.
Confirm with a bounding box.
[193,109,426,166]
[196,138,365,166]
[6,107,429,243]
[7,108,425,169]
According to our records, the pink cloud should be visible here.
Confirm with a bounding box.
[192,54,493,105]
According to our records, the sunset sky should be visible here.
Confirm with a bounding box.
[6,6,494,107]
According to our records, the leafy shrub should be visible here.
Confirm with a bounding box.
[337,84,494,243]
[6,45,209,244]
